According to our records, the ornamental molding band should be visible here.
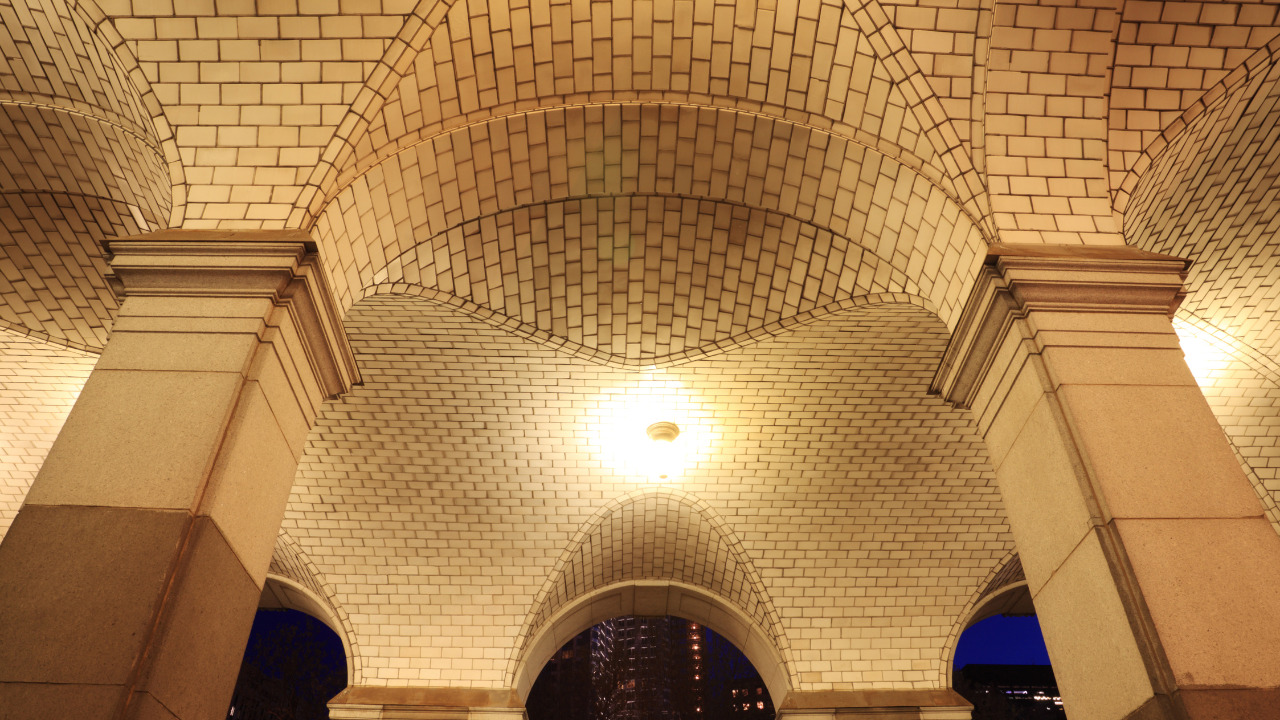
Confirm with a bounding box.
[104,230,361,400]
[775,689,973,720]
[931,243,1191,409]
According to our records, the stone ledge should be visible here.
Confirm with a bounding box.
[330,686,523,708]
[777,689,972,719]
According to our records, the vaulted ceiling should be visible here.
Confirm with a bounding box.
[2,0,1280,696]
[3,0,1279,360]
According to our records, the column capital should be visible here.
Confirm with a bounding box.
[104,229,360,399]
[932,243,1189,408]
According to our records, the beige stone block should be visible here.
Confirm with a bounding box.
[1023,307,1178,333]
[26,370,242,511]
[1059,384,1264,519]
[631,582,674,616]
[135,518,260,720]
[993,395,1094,593]
[1033,530,1153,720]
[980,358,1047,468]
[1039,346,1197,388]
[1116,517,1280,688]
[260,321,328,417]
[129,692,182,720]
[202,383,301,586]
[110,315,270,336]
[95,330,260,374]
[0,683,124,718]
[119,295,277,321]
[1037,329,1184,351]
[248,340,316,453]
[0,505,187,686]
[675,585,714,621]
[966,316,1038,421]
[1179,687,1280,719]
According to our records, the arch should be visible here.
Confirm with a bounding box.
[76,0,187,227]
[0,329,96,541]
[0,0,178,350]
[508,486,795,699]
[964,0,998,182]
[939,551,1031,688]
[292,0,987,230]
[510,580,793,708]
[267,530,363,685]
[846,0,990,231]
[0,0,174,226]
[1123,51,1280,361]
[288,0,441,228]
[313,133,985,356]
[1172,314,1280,535]
[355,281,938,370]
[298,0,995,341]
[259,575,356,687]
[1114,34,1280,217]
[310,294,1007,688]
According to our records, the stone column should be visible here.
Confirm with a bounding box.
[0,231,359,719]
[933,244,1280,720]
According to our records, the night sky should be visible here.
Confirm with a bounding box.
[230,610,1052,718]
[227,609,346,720]
[954,614,1052,667]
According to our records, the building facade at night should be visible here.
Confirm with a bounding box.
[527,616,772,720]
[955,665,1065,719]
[1,1,1279,719]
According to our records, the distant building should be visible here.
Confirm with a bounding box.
[592,616,681,720]
[954,665,1065,720]
[728,680,772,718]
[527,616,772,720]
[528,629,593,720]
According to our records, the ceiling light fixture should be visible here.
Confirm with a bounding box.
[646,421,681,481]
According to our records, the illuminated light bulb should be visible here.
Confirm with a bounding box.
[645,421,682,481]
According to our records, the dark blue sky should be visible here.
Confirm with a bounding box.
[953,615,1052,668]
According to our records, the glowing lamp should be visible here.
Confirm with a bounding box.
[645,421,681,481]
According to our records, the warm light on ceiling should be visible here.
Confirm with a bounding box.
[646,421,681,481]
[1173,320,1232,385]
[586,375,705,483]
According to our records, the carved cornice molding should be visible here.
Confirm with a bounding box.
[932,244,1190,409]
[104,229,360,399]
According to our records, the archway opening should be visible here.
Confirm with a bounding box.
[526,615,775,720]
[952,607,1064,719]
[224,608,347,720]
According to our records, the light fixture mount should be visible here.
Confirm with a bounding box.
[646,421,680,442]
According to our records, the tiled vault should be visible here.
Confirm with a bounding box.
[1127,58,1280,362]
[283,294,1013,689]
[0,0,170,350]
[0,0,1278,708]
[518,487,787,667]
[310,0,983,221]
